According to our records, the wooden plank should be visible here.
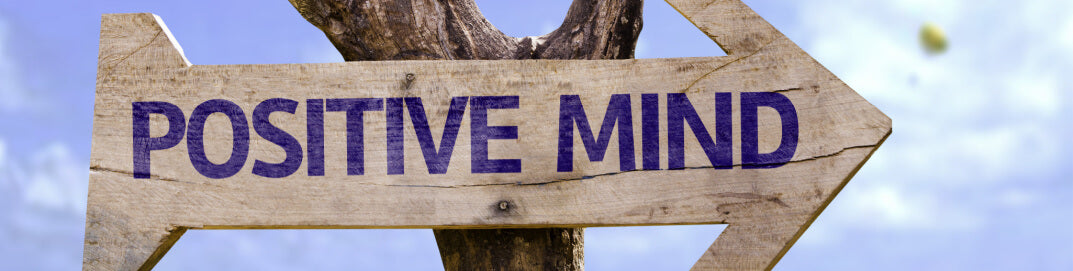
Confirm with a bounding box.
[83,1,891,270]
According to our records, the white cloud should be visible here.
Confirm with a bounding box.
[0,138,87,269]
[1062,17,1073,48]
[21,143,87,215]
[1003,73,1061,116]
[888,0,964,24]
[997,189,1037,208]
[831,184,982,231]
[0,139,87,217]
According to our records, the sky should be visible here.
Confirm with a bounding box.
[0,0,1070,270]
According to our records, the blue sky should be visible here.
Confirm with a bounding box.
[0,0,1070,270]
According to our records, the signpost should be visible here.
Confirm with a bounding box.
[84,1,891,270]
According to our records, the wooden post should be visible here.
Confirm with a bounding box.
[286,0,643,269]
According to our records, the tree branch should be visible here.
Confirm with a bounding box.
[288,0,643,61]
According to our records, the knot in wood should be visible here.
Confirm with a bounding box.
[403,73,415,89]
[497,200,511,211]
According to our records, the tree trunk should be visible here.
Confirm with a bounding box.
[288,0,643,269]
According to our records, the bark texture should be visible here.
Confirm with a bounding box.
[289,0,642,61]
[288,0,643,270]
[434,228,585,270]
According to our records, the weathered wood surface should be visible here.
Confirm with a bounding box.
[83,1,891,270]
[286,0,644,268]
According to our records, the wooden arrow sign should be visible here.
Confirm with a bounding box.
[84,1,890,270]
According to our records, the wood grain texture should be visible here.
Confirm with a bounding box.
[285,1,643,268]
[83,1,891,270]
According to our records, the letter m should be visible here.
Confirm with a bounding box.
[557,94,635,172]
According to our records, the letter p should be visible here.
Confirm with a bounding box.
[133,101,186,178]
